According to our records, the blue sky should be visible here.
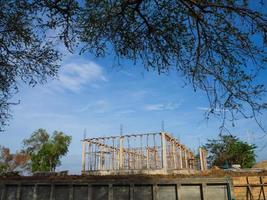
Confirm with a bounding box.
[1,48,267,174]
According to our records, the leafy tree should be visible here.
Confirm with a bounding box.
[0,146,30,174]
[24,130,72,172]
[204,134,256,168]
[1,1,267,132]
[23,128,50,155]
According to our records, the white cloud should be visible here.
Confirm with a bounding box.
[116,109,135,115]
[58,62,107,92]
[196,106,226,113]
[77,100,108,113]
[144,102,181,111]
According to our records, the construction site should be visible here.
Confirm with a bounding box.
[81,132,207,175]
[1,131,267,200]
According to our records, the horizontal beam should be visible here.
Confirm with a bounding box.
[82,132,161,141]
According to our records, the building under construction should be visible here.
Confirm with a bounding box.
[81,132,207,175]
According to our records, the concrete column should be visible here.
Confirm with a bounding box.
[185,150,188,168]
[119,136,124,169]
[112,139,115,170]
[49,184,54,200]
[88,143,91,171]
[199,148,208,171]
[161,132,167,172]
[202,183,207,200]
[130,184,134,200]
[16,184,21,200]
[172,141,177,169]
[82,141,86,172]
[179,147,183,169]
[69,184,73,200]
[88,184,92,200]
[108,184,113,200]
[153,184,158,200]
[176,184,182,200]
[199,148,203,170]
[99,146,103,170]
[146,149,149,169]
[33,184,37,200]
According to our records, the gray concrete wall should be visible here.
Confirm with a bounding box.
[0,176,234,200]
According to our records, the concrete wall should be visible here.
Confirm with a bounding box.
[0,176,233,200]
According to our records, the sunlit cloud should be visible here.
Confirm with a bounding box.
[196,106,226,113]
[144,102,182,111]
[77,100,108,113]
[58,61,107,92]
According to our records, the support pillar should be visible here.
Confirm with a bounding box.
[161,132,167,173]
[179,147,183,169]
[185,150,188,168]
[172,140,177,169]
[119,136,124,169]
[146,149,149,169]
[82,141,86,172]
[199,147,207,171]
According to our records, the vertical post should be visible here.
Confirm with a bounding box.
[185,150,188,168]
[69,184,73,200]
[108,184,113,200]
[146,135,149,169]
[177,183,182,200]
[199,148,207,171]
[33,184,37,200]
[130,184,134,200]
[153,184,158,200]
[189,153,192,169]
[172,140,176,169]
[153,134,157,168]
[119,136,124,169]
[199,148,203,170]
[88,184,92,200]
[146,148,149,169]
[50,184,54,200]
[82,141,86,173]
[179,147,183,169]
[89,143,92,171]
[112,138,115,170]
[161,132,167,173]
[202,183,207,200]
[99,145,103,171]
[16,184,21,200]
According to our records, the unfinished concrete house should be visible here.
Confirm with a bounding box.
[81,132,207,175]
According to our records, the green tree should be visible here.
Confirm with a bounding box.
[24,130,72,172]
[204,134,256,168]
[1,1,267,132]
[23,128,50,155]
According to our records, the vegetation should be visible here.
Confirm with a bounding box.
[1,1,266,131]
[23,129,72,172]
[0,146,30,174]
[0,128,71,174]
[204,134,256,168]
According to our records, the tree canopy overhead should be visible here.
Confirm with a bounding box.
[0,0,267,131]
